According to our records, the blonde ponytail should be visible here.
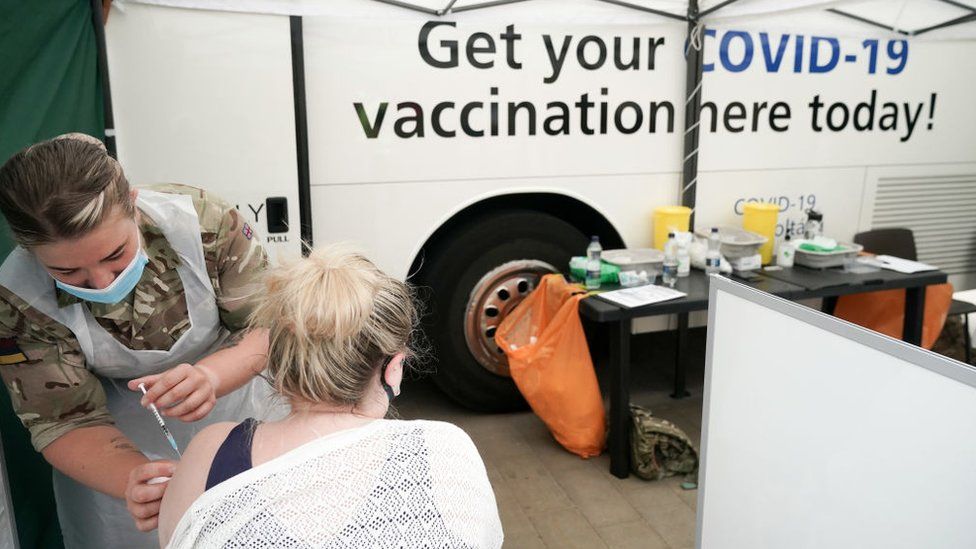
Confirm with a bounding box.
[250,244,417,406]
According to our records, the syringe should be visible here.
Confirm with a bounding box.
[138,383,182,458]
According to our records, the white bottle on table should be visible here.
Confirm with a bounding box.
[585,236,602,290]
[705,227,722,275]
[662,232,678,288]
[777,233,795,268]
[676,233,691,278]
[804,209,823,240]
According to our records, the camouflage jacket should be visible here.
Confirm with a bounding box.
[0,184,269,451]
[629,405,699,482]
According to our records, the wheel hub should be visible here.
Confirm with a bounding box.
[464,259,557,377]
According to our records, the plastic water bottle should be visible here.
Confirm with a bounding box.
[585,236,602,290]
[676,233,691,278]
[705,227,722,275]
[662,232,678,288]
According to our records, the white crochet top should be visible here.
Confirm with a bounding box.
[168,419,503,548]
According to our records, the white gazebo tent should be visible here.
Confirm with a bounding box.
[97,0,976,230]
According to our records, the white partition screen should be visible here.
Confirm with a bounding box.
[698,277,976,549]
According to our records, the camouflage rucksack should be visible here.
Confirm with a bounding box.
[630,405,699,482]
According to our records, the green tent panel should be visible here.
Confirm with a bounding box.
[0,0,107,546]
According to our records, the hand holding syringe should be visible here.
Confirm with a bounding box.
[138,382,182,458]
[128,363,219,422]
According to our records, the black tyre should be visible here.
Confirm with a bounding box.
[419,210,589,412]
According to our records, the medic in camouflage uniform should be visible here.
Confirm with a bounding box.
[0,135,282,549]
[0,183,267,452]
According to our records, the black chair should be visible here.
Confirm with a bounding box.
[854,228,975,364]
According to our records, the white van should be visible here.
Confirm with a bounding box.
[105,0,976,410]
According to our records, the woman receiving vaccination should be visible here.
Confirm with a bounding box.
[0,134,280,548]
[158,245,503,548]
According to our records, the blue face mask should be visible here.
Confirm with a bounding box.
[55,249,149,304]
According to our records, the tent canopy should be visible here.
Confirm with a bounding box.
[108,0,976,227]
[115,0,976,39]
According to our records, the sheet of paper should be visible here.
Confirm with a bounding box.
[874,255,938,274]
[598,284,687,308]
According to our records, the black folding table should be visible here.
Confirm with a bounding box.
[579,266,948,479]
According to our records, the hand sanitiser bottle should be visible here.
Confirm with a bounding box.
[662,232,678,288]
[585,236,602,290]
[705,227,722,275]
[777,233,795,267]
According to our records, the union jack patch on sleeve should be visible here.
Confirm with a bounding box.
[242,223,254,240]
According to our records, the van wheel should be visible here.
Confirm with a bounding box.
[419,210,589,412]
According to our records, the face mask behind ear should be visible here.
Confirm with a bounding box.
[380,355,397,402]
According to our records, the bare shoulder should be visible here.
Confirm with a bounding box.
[187,421,238,455]
[158,421,237,547]
[172,420,238,482]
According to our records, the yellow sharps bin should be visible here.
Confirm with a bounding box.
[742,202,779,264]
[653,206,692,250]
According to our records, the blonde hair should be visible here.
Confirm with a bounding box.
[250,245,418,406]
[0,133,134,247]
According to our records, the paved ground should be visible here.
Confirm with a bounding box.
[397,314,972,548]
[398,328,708,549]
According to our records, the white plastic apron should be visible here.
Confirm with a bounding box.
[0,190,282,549]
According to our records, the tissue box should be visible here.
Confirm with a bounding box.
[729,254,762,271]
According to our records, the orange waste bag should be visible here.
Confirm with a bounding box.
[495,274,606,458]
[834,283,954,349]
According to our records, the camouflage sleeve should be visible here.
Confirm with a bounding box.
[0,294,113,452]
[146,183,270,330]
[213,208,269,329]
[188,191,270,331]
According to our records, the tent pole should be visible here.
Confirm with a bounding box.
[452,0,530,14]
[914,12,976,36]
[372,0,440,15]
[937,0,976,13]
[89,0,116,158]
[290,16,314,255]
[597,0,689,21]
[681,0,703,230]
[700,0,741,19]
[826,9,911,35]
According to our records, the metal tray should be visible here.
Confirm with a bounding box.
[794,242,864,269]
[603,248,664,272]
[694,225,767,259]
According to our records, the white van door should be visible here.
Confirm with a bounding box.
[105,4,303,261]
